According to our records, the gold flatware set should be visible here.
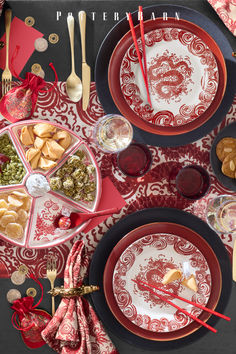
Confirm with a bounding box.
[66,11,90,109]
[1,9,90,109]
[1,9,12,96]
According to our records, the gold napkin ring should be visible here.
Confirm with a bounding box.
[48,285,99,297]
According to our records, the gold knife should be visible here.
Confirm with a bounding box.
[79,11,91,111]
[233,239,236,281]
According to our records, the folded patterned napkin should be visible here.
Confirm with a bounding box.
[207,0,236,35]
[41,240,118,354]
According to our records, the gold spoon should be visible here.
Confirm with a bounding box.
[66,15,82,102]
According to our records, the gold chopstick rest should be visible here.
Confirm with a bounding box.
[48,285,99,297]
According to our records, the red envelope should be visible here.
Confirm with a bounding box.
[83,177,126,233]
[0,17,44,77]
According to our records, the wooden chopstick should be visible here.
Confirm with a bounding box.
[133,279,231,321]
[132,279,217,333]
[127,12,152,107]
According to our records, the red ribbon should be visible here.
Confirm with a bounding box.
[11,273,44,332]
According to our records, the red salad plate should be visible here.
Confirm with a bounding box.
[108,18,227,136]
[103,222,222,341]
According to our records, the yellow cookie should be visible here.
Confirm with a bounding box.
[4,210,18,221]
[0,208,7,217]
[17,209,28,224]
[0,199,8,209]
[222,152,236,178]
[0,214,16,227]
[216,137,236,162]
[21,198,31,212]
[8,195,23,208]
[5,223,24,239]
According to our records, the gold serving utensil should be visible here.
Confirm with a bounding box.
[66,15,82,102]
[46,255,57,315]
[2,9,12,96]
[78,11,91,111]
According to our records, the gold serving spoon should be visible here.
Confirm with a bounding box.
[66,15,82,102]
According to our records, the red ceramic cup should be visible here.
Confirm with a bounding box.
[176,165,210,200]
[117,142,152,177]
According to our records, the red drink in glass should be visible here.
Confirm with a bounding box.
[117,143,152,177]
[176,165,210,200]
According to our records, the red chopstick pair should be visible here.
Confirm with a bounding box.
[128,7,152,107]
[132,279,231,334]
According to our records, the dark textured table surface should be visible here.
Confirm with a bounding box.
[0,1,236,353]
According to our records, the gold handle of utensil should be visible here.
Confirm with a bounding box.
[67,15,75,73]
[5,9,12,69]
[79,11,86,63]
[52,296,55,316]
[232,239,236,282]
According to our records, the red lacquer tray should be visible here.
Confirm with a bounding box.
[103,222,221,341]
[0,120,101,249]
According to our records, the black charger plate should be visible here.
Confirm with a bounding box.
[89,207,231,350]
[210,122,236,191]
[95,4,236,147]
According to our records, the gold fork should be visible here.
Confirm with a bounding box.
[46,255,57,315]
[2,9,12,96]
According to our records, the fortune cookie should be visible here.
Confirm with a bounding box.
[38,157,57,170]
[162,269,182,285]
[46,140,65,160]
[33,123,57,137]
[34,136,48,150]
[20,126,35,145]
[30,150,41,169]
[53,130,72,149]
[181,274,198,292]
[25,148,41,162]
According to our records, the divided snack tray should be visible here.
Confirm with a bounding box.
[0,120,102,249]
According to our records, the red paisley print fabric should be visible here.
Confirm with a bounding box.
[0,82,235,280]
[208,0,236,35]
[41,240,118,354]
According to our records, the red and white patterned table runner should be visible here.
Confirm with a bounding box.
[207,0,236,36]
[0,81,235,278]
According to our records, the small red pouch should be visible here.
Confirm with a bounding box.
[0,62,58,123]
[11,274,52,349]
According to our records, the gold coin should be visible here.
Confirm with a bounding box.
[49,33,59,44]
[18,264,28,275]
[26,287,37,297]
[7,289,21,303]
[11,270,26,285]
[31,63,42,74]
[25,16,35,27]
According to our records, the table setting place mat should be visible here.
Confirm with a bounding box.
[0,0,235,354]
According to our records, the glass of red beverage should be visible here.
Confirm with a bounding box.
[117,142,152,177]
[175,165,210,200]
